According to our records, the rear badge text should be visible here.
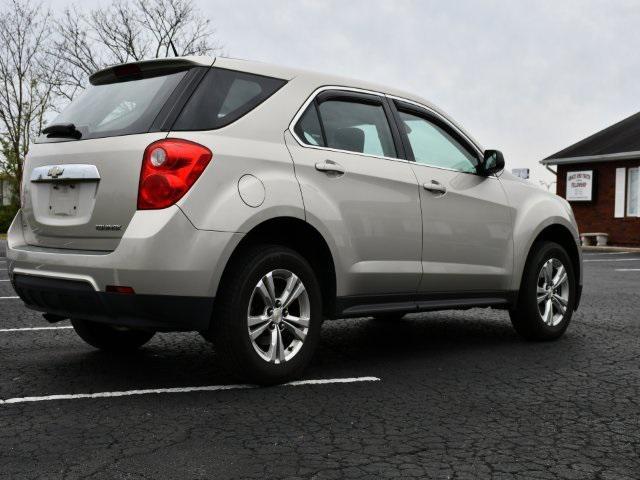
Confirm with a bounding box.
[95,224,122,231]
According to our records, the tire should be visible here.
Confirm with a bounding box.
[510,241,576,341]
[71,319,155,351]
[211,245,323,385]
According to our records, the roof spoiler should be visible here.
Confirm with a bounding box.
[89,56,215,85]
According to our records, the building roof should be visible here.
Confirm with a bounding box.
[542,111,640,165]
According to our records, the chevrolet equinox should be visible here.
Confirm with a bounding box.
[6,56,583,384]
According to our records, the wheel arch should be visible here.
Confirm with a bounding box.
[516,222,582,309]
[215,216,337,317]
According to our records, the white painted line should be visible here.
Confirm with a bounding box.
[0,376,381,405]
[0,326,72,332]
[0,296,19,300]
[0,279,10,282]
[615,268,640,272]
[584,258,640,263]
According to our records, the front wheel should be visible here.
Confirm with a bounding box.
[71,319,155,351]
[510,241,576,341]
[212,245,323,385]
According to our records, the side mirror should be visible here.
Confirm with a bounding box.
[480,150,505,176]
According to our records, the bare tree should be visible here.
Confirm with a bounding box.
[0,0,223,206]
[51,0,223,100]
[0,0,59,205]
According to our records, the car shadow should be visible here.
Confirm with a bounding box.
[15,309,573,394]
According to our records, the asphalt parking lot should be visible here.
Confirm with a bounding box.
[1,241,639,479]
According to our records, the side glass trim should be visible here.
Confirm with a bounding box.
[289,86,410,164]
[288,85,485,167]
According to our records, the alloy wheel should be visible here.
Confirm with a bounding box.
[536,258,570,327]
[247,269,310,364]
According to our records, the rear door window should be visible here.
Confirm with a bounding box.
[172,68,286,131]
[293,103,325,147]
[314,99,397,158]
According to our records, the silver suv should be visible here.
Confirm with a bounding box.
[6,56,582,384]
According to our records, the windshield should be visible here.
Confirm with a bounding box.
[38,70,187,142]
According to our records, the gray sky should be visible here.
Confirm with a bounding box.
[49,0,640,187]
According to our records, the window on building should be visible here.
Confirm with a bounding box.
[627,167,639,217]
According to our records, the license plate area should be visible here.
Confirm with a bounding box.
[50,183,80,217]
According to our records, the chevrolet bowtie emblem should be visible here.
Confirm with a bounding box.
[47,166,65,179]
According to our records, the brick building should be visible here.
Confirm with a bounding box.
[541,112,640,246]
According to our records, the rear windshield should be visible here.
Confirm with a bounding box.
[38,70,187,142]
[172,67,286,131]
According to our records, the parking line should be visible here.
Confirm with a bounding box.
[584,257,640,263]
[0,280,9,282]
[0,296,19,300]
[0,376,381,405]
[615,269,640,272]
[0,326,72,332]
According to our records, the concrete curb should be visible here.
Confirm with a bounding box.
[581,245,640,253]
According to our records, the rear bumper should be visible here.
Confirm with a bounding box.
[6,207,243,297]
[12,274,213,331]
[6,207,244,330]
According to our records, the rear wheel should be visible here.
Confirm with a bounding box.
[510,241,576,340]
[71,319,155,351]
[212,245,322,385]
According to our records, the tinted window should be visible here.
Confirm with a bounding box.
[294,103,325,147]
[316,99,396,158]
[38,71,187,142]
[173,67,286,131]
[399,110,478,173]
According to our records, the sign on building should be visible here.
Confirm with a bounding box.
[566,170,594,201]
[512,168,530,180]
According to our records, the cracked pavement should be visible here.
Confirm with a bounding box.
[0,242,639,479]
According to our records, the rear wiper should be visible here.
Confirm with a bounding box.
[42,123,82,139]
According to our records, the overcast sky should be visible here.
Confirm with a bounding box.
[49,0,640,187]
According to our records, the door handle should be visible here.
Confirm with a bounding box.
[423,180,446,195]
[315,160,345,175]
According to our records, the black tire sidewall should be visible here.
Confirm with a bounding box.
[514,241,576,339]
[215,246,322,385]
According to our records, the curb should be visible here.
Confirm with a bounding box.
[0,239,6,257]
[581,245,640,253]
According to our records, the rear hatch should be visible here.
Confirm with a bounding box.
[21,57,213,251]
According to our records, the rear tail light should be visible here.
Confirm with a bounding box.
[138,139,212,210]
